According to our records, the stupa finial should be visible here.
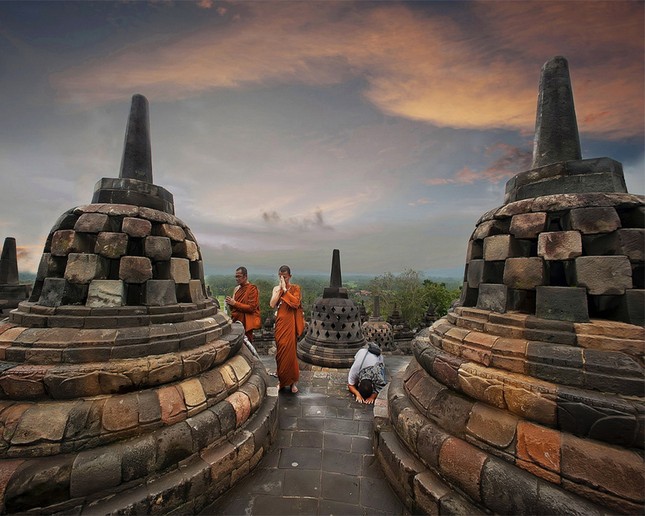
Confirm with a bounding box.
[531,56,581,168]
[120,94,153,183]
[0,237,19,285]
[323,249,348,298]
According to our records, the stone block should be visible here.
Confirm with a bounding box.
[36,253,66,280]
[482,261,505,283]
[94,232,128,259]
[156,224,186,242]
[144,279,177,306]
[119,256,153,284]
[466,239,483,260]
[561,433,644,504]
[615,289,645,326]
[74,213,110,233]
[155,422,194,471]
[466,402,517,449]
[481,456,539,515]
[503,257,545,289]
[438,437,487,502]
[173,240,200,261]
[122,217,152,237]
[121,433,156,483]
[64,253,108,284]
[102,393,139,432]
[476,283,509,313]
[483,235,528,261]
[537,231,582,260]
[50,230,92,256]
[472,219,510,240]
[38,278,88,307]
[575,256,632,295]
[144,236,172,261]
[86,280,125,307]
[567,206,621,234]
[510,212,548,239]
[535,286,588,322]
[188,279,205,302]
[170,258,191,284]
[516,421,560,475]
[526,342,584,386]
[157,385,187,425]
[70,447,122,497]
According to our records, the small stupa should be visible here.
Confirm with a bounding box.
[0,95,277,514]
[0,237,29,312]
[374,57,644,514]
[297,249,366,368]
[362,295,394,349]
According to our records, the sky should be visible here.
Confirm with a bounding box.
[0,0,643,279]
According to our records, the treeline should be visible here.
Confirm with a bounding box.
[206,269,461,330]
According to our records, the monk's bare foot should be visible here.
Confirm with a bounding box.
[291,384,298,394]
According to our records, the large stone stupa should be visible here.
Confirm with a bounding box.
[297,249,366,368]
[0,95,277,514]
[373,57,644,514]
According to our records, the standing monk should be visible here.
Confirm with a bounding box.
[269,265,303,394]
[225,266,261,342]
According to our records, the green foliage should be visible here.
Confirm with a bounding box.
[366,269,460,329]
[206,270,459,330]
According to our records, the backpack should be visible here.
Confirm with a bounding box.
[357,351,386,392]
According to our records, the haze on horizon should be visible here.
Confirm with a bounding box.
[0,0,643,279]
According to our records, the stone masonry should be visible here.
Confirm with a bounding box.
[373,57,644,514]
[0,95,277,514]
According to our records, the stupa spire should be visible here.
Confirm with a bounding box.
[0,237,19,285]
[120,94,153,183]
[323,249,348,298]
[531,56,581,168]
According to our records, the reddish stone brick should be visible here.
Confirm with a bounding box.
[503,376,557,425]
[50,230,89,256]
[94,232,128,259]
[568,206,621,234]
[102,394,139,432]
[122,217,152,237]
[119,256,153,284]
[458,363,505,408]
[226,392,251,427]
[516,421,561,479]
[157,385,187,424]
[561,432,644,503]
[503,257,545,289]
[157,224,186,242]
[74,213,110,233]
[438,437,487,502]
[180,378,207,409]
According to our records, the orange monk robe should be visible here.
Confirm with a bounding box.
[274,284,301,388]
[231,283,261,342]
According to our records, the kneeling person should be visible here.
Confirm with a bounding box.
[348,342,386,404]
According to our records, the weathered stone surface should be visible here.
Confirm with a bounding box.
[536,286,589,322]
[439,437,487,502]
[157,385,187,425]
[94,232,128,258]
[538,231,582,260]
[483,235,527,261]
[481,455,539,515]
[74,213,110,233]
[144,279,177,306]
[70,447,122,497]
[170,258,191,284]
[156,224,186,242]
[576,256,632,295]
[503,257,545,289]
[188,279,206,303]
[50,230,91,256]
[102,393,139,431]
[466,402,517,449]
[86,279,125,307]
[568,207,621,234]
[509,212,547,239]
[122,217,152,237]
[144,236,172,261]
[64,253,108,284]
[173,239,200,261]
[119,256,153,284]
[472,219,510,240]
[476,283,508,313]
[583,228,644,262]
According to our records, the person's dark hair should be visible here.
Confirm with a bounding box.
[278,265,291,275]
[357,379,374,399]
[236,266,248,277]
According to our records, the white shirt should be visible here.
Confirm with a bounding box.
[348,348,383,385]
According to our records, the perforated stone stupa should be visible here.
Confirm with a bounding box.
[362,296,394,350]
[0,95,277,514]
[0,237,29,313]
[297,249,366,368]
[374,57,644,514]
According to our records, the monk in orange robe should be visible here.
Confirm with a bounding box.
[225,266,261,342]
[269,265,303,393]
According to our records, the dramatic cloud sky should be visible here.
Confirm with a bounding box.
[0,0,643,278]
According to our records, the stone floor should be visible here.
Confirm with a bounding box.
[202,354,411,515]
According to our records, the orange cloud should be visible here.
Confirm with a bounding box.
[51,1,643,138]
